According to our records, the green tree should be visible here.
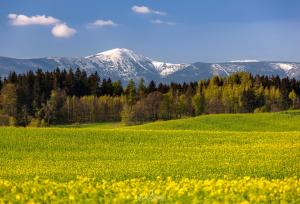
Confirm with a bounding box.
[239,89,256,113]
[0,83,18,117]
[289,90,297,109]
[125,79,137,107]
[112,80,123,96]
[138,78,147,98]
[147,80,157,93]
[88,72,100,96]
[42,90,66,124]
[126,91,164,124]
[159,93,173,120]
[205,81,223,114]
[192,93,205,115]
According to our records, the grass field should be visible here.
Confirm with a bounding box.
[0,111,300,202]
[134,111,300,132]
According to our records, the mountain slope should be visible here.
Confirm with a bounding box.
[1,49,300,83]
[152,61,189,76]
[164,61,300,83]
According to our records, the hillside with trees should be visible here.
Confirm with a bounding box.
[0,68,300,126]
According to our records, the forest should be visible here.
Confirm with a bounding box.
[0,68,300,126]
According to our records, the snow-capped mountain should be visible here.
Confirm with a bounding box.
[164,61,300,83]
[85,48,189,80]
[0,48,300,83]
[85,48,159,81]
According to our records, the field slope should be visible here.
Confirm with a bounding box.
[133,111,300,132]
[0,111,299,181]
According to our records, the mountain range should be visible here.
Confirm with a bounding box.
[1,48,300,83]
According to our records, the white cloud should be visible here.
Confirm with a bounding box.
[151,19,176,26]
[151,19,163,24]
[51,23,76,38]
[132,5,166,15]
[8,13,76,38]
[132,5,151,14]
[152,10,167,16]
[88,19,118,28]
[8,13,60,26]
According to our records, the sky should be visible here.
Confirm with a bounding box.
[0,0,300,63]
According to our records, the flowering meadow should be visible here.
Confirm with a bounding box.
[0,112,299,202]
[0,177,299,203]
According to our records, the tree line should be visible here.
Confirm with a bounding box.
[0,68,300,126]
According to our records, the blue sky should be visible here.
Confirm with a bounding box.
[0,0,300,63]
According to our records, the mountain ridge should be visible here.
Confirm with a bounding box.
[1,48,300,83]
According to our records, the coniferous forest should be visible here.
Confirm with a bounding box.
[0,68,300,126]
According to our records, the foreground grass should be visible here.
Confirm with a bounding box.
[1,177,299,203]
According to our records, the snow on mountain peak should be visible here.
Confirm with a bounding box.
[98,48,134,57]
[271,63,297,71]
[86,48,140,60]
[152,61,190,76]
[84,48,158,80]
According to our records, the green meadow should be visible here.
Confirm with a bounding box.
[134,111,300,132]
[0,111,299,181]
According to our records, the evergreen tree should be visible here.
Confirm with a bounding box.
[88,72,100,96]
[239,89,256,113]
[7,72,18,84]
[147,80,157,93]
[65,69,75,95]
[112,80,123,96]
[157,83,169,93]
[0,76,3,91]
[138,78,146,98]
